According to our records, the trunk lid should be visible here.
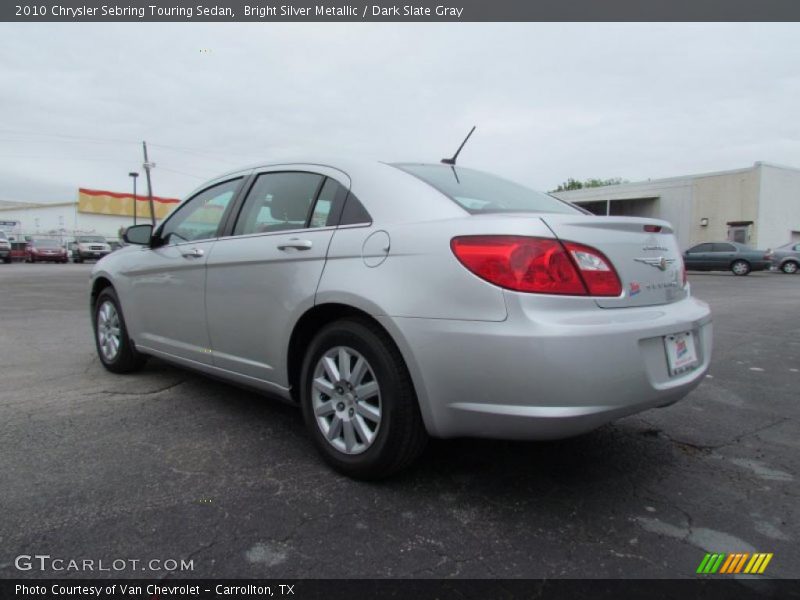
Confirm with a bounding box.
[540,214,687,308]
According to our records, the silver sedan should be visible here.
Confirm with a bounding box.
[90,159,712,478]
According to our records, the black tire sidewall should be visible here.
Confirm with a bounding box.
[300,320,410,476]
[93,288,143,372]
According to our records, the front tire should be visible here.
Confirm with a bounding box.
[731,260,751,276]
[93,287,147,373]
[300,318,427,479]
[782,261,799,274]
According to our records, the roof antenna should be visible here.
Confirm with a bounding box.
[441,126,476,165]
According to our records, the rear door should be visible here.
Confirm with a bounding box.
[540,215,687,308]
[710,242,736,269]
[204,167,350,386]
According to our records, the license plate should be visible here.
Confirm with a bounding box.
[664,331,698,376]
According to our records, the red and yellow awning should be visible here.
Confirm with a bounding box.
[78,188,180,220]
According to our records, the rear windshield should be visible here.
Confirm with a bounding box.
[393,163,580,215]
[33,239,60,247]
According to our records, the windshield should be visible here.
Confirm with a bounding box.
[77,236,106,243]
[33,239,60,247]
[393,163,580,215]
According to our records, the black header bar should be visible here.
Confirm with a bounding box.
[4,0,800,22]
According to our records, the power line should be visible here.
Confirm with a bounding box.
[0,128,261,163]
[157,166,208,179]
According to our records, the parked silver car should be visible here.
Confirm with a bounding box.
[771,241,800,274]
[89,159,712,478]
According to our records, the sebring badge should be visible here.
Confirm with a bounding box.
[634,256,675,271]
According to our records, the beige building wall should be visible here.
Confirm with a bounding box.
[554,162,800,249]
[690,167,760,246]
[757,164,800,247]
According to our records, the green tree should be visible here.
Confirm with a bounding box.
[552,177,628,192]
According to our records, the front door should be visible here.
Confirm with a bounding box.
[124,178,242,364]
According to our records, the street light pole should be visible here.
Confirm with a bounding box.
[128,172,139,225]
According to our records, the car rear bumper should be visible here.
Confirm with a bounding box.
[380,294,712,440]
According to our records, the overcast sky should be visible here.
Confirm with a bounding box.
[1,23,799,203]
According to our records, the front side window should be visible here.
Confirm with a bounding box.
[234,172,324,236]
[160,179,240,244]
[393,163,580,215]
[712,243,736,252]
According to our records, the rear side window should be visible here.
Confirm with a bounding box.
[393,163,580,215]
[688,243,712,253]
[234,172,323,235]
[339,192,371,225]
[712,243,736,252]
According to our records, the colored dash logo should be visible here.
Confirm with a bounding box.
[696,552,773,575]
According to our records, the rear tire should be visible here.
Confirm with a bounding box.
[93,287,147,374]
[782,261,799,274]
[300,318,427,479]
[731,260,750,276]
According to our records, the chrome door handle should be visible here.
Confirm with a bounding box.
[277,239,313,251]
[181,248,205,258]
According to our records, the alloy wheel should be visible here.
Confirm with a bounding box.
[311,346,382,455]
[97,300,122,362]
[732,260,750,275]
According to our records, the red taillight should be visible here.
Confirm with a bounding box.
[643,225,662,233]
[450,236,621,297]
[562,242,622,296]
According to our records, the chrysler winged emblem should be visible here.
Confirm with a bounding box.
[634,256,675,271]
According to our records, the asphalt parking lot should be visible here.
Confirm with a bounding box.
[0,263,798,579]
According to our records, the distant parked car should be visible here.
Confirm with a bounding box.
[0,231,11,264]
[73,235,112,263]
[25,238,68,263]
[683,241,772,276]
[770,241,800,274]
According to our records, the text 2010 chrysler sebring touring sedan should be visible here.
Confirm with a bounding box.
[90,159,712,478]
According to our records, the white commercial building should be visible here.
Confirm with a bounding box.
[0,189,179,244]
[553,162,800,250]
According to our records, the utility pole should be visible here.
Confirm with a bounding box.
[142,141,157,226]
[128,172,139,225]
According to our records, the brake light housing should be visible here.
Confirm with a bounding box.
[450,235,622,297]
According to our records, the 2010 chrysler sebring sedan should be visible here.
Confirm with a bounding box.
[90,159,712,478]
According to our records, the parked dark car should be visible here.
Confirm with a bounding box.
[770,241,800,274]
[25,238,68,263]
[683,241,772,276]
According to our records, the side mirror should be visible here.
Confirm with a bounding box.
[123,224,154,245]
